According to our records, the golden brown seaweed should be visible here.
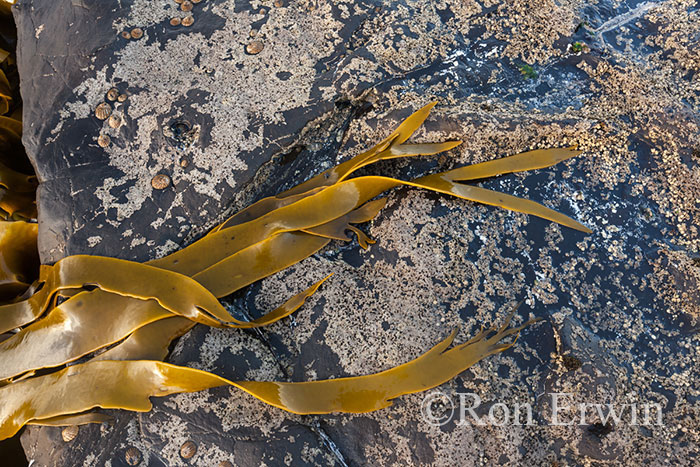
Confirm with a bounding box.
[213,103,453,231]
[0,311,535,440]
[0,276,331,380]
[26,412,113,427]
[0,221,38,301]
[421,146,583,182]
[155,171,589,277]
[0,186,36,221]
[302,198,387,248]
[0,100,592,440]
[0,290,174,381]
[0,69,11,116]
[91,274,331,363]
[0,160,36,193]
[92,317,194,362]
[191,231,331,297]
[0,232,329,333]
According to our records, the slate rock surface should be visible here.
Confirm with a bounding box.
[15,0,700,465]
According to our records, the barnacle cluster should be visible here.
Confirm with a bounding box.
[0,98,592,439]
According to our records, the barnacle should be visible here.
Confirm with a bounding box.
[0,101,592,440]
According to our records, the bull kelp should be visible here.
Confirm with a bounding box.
[0,102,592,440]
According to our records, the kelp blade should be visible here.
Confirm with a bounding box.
[27,412,113,427]
[0,160,37,193]
[0,187,36,221]
[0,289,173,381]
[302,198,387,244]
[212,186,325,233]
[92,317,194,362]
[0,285,52,334]
[243,274,332,327]
[192,231,331,298]
[149,177,398,276]
[214,139,459,233]
[277,101,438,199]
[433,146,582,182]
[413,174,592,233]
[0,314,534,440]
[0,273,332,381]
[92,275,331,362]
[35,255,241,326]
[157,172,588,278]
[0,220,38,301]
[214,100,445,232]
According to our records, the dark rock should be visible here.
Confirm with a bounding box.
[15,0,700,465]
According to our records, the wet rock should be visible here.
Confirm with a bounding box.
[15,0,700,465]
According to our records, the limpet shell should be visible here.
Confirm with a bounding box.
[151,174,171,190]
[170,17,181,26]
[246,41,264,55]
[218,462,233,467]
[61,425,78,442]
[125,446,142,466]
[121,31,131,39]
[97,134,110,148]
[106,88,119,101]
[95,102,112,120]
[180,440,197,459]
[108,115,121,129]
[182,15,194,27]
[181,1,193,12]
[192,0,202,3]
[117,93,128,103]
[179,158,189,168]
[274,0,284,6]
[131,28,143,39]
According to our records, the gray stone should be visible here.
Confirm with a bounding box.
[15,0,700,465]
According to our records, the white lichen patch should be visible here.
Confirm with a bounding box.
[86,235,102,247]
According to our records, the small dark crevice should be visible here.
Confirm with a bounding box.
[231,294,350,467]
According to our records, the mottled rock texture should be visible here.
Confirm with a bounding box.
[15,0,700,465]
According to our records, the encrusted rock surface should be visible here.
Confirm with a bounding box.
[15,0,700,465]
